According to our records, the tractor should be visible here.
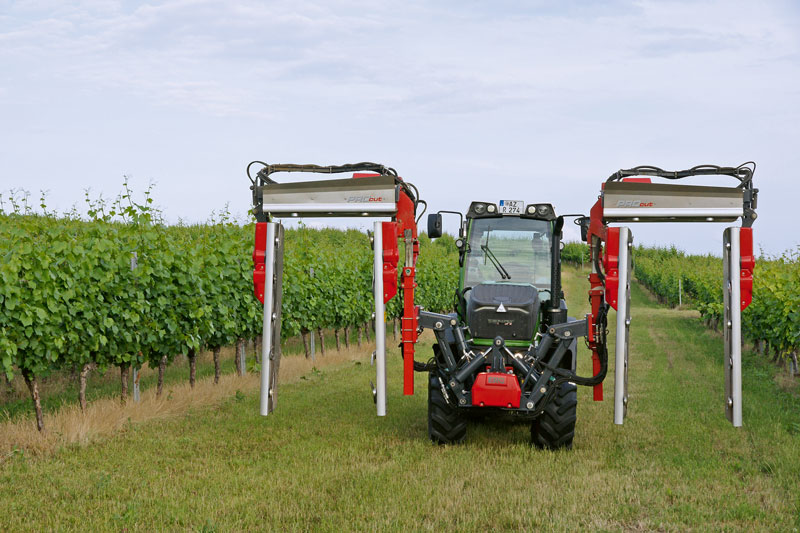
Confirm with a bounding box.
[249,162,757,448]
[422,201,588,447]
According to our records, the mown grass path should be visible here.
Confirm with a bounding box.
[1,268,798,531]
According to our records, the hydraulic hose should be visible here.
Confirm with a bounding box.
[541,304,609,388]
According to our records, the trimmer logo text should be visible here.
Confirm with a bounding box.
[347,196,384,202]
[616,200,654,207]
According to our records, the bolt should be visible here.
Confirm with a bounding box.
[623,396,628,406]
[450,319,457,326]
[459,398,466,405]
[727,397,733,408]
[727,320,732,329]
[495,338,502,346]
[540,387,546,394]
[450,381,457,388]
[372,312,376,320]
[435,321,443,329]
[564,331,571,337]
[526,402,534,409]
[625,318,631,326]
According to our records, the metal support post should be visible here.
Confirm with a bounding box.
[723,227,743,427]
[373,221,387,416]
[614,227,633,425]
[260,222,278,416]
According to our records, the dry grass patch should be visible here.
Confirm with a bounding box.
[0,342,377,458]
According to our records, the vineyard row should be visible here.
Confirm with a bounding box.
[563,241,800,364]
[0,212,458,429]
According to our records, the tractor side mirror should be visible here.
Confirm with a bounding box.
[427,213,443,238]
[577,216,590,242]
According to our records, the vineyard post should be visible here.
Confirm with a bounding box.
[373,221,387,416]
[678,277,682,307]
[131,252,140,403]
[239,340,246,376]
[309,267,316,362]
[133,369,140,403]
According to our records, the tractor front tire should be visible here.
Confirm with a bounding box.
[428,373,466,445]
[531,382,577,450]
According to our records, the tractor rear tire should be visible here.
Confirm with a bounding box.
[428,373,466,445]
[531,381,577,450]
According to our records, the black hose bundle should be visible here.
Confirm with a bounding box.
[606,162,756,188]
[532,304,610,415]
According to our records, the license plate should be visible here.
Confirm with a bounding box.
[499,200,523,214]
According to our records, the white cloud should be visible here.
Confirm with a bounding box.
[0,0,798,254]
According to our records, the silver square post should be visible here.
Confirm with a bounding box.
[373,221,387,417]
[723,227,743,427]
[614,227,633,425]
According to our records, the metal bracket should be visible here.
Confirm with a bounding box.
[521,341,570,411]
[547,320,588,341]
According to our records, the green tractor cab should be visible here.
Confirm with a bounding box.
[425,201,580,447]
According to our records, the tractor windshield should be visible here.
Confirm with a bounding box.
[464,217,552,292]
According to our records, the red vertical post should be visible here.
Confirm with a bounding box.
[381,222,399,304]
[739,227,754,310]
[588,272,605,402]
[396,188,418,396]
[586,198,608,401]
[252,222,268,304]
[604,228,621,311]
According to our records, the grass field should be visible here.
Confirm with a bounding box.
[1,268,798,531]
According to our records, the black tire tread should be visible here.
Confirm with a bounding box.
[531,382,577,450]
[428,373,466,444]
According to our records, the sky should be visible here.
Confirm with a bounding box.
[1,0,798,255]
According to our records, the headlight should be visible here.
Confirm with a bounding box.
[474,203,486,214]
[486,204,496,213]
[537,204,549,216]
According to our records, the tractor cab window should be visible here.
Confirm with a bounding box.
[464,217,552,294]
